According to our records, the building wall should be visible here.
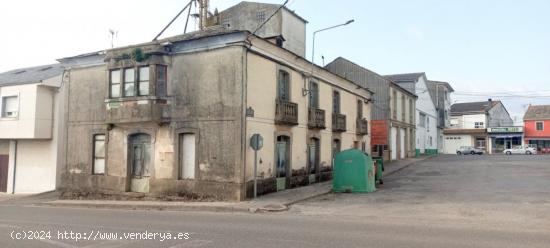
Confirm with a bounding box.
[488,102,514,127]
[389,85,416,159]
[215,2,306,57]
[0,84,55,139]
[244,40,371,195]
[525,120,550,137]
[62,45,246,200]
[451,114,487,129]
[415,77,438,154]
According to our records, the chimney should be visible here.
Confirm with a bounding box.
[199,0,209,30]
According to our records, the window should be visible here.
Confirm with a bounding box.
[450,118,459,127]
[536,122,544,131]
[256,11,266,22]
[110,69,121,98]
[179,133,196,179]
[429,136,433,146]
[392,90,397,119]
[401,95,406,121]
[93,134,106,174]
[333,91,340,114]
[427,117,430,132]
[1,96,18,118]
[419,113,426,127]
[138,66,150,96]
[277,70,290,101]
[475,122,484,129]
[221,16,231,28]
[357,99,363,119]
[156,65,167,97]
[409,98,413,123]
[123,68,136,97]
[309,81,319,108]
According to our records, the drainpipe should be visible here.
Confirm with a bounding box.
[11,140,17,194]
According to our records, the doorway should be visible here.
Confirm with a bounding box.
[0,155,8,192]
[308,138,320,183]
[128,133,152,193]
[275,135,291,191]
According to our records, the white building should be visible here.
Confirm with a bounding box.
[0,64,66,193]
[443,100,515,154]
[386,73,438,156]
[426,81,455,153]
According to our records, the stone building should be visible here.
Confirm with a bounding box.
[325,57,416,161]
[59,29,372,201]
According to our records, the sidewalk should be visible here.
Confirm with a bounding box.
[37,156,433,213]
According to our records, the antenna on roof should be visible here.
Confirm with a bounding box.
[252,0,289,35]
[153,0,195,41]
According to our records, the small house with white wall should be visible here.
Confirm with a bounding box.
[0,64,66,193]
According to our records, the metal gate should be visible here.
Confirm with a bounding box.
[0,155,8,192]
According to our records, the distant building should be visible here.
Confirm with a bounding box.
[385,73,438,156]
[523,105,550,152]
[426,81,454,153]
[207,1,307,57]
[444,100,516,154]
[0,64,66,193]
[325,57,417,161]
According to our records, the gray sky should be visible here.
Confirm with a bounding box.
[1,0,549,123]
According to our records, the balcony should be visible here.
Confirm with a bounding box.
[356,118,369,135]
[105,97,169,124]
[308,108,326,129]
[332,113,346,132]
[275,100,298,125]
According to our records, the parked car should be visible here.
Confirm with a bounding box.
[456,146,484,155]
[503,146,537,155]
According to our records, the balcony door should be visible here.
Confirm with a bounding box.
[128,133,151,193]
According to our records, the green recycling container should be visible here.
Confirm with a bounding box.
[374,158,384,184]
[333,149,376,193]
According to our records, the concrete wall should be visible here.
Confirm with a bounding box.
[388,85,416,159]
[451,114,486,129]
[63,45,246,200]
[0,83,55,139]
[215,2,306,57]
[488,102,514,127]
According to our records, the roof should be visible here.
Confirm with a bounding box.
[523,105,550,120]
[326,57,416,97]
[429,80,455,92]
[0,63,64,86]
[384,72,425,83]
[450,101,499,115]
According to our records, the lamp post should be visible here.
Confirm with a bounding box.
[311,19,354,65]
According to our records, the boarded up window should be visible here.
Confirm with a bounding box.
[179,133,196,179]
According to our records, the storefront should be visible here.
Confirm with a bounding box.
[487,127,524,154]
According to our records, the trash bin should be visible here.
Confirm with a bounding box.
[333,149,376,193]
[373,157,384,185]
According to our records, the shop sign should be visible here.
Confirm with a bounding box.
[487,127,523,133]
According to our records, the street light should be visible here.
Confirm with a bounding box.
[311,19,354,65]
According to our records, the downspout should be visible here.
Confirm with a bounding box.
[11,140,17,194]
[241,44,248,200]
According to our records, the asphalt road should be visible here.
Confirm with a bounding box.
[1,155,549,248]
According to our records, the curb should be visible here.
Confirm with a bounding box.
[36,202,254,213]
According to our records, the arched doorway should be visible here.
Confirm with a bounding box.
[275,135,291,191]
[128,133,152,193]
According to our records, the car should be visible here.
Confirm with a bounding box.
[456,146,484,155]
[503,146,537,155]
